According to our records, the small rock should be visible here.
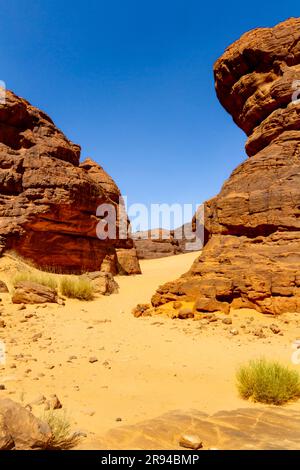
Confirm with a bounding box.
[270,324,281,334]
[0,320,6,328]
[82,409,95,417]
[0,384,6,390]
[253,328,266,339]
[179,434,203,450]
[17,304,26,311]
[173,301,183,310]
[29,394,46,406]
[89,357,98,364]
[222,317,232,325]
[116,417,122,422]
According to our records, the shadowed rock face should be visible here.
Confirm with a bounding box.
[0,90,140,274]
[152,18,300,314]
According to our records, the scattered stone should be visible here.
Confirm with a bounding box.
[12,281,58,305]
[132,304,151,318]
[17,304,26,311]
[25,313,34,319]
[83,272,119,296]
[0,320,6,328]
[116,417,122,422]
[230,328,239,336]
[47,394,62,410]
[178,308,194,320]
[253,328,266,339]
[28,395,46,406]
[270,324,281,335]
[179,434,203,450]
[173,301,183,310]
[82,409,95,417]
[0,385,5,391]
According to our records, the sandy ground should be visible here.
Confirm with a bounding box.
[0,251,300,448]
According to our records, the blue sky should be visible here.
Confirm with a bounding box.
[0,1,298,228]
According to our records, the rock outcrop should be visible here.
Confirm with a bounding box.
[0,398,52,450]
[0,91,140,274]
[133,222,201,260]
[151,18,300,315]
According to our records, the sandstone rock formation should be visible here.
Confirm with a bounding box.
[132,229,181,259]
[151,18,300,315]
[0,91,140,274]
[12,280,58,304]
[0,398,52,450]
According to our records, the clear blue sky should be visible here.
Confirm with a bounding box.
[0,1,297,228]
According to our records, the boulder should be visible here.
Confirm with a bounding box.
[116,248,142,275]
[0,398,52,450]
[12,281,58,304]
[151,18,300,315]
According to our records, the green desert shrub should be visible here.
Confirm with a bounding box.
[42,410,80,450]
[12,271,58,290]
[237,358,300,405]
[60,276,94,301]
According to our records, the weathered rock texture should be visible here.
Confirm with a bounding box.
[12,280,58,304]
[152,18,300,314]
[0,91,140,274]
[133,222,200,260]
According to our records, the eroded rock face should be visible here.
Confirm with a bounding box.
[152,18,300,314]
[133,223,200,260]
[12,281,58,304]
[0,91,140,274]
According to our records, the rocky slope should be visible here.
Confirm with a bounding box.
[151,17,300,315]
[0,91,140,274]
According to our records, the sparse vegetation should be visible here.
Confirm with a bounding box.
[237,358,300,405]
[60,276,94,300]
[42,410,80,450]
[12,271,58,290]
